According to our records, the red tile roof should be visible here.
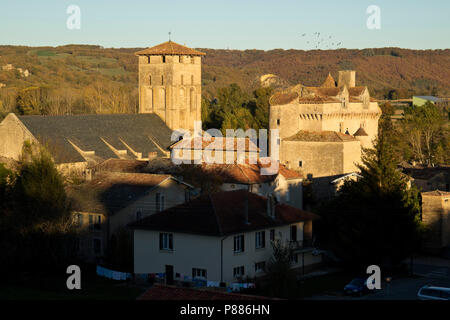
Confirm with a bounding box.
[285,130,357,142]
[91,158,149,173]
[138,284,273,300]
[353,127,369,136]
[129,190,319,236]
[135,41,206,56]
[192,161,302,185]
[67,172,172,214]
[170,137,259,152]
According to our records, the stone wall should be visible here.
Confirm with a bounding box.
[138,55,202,131]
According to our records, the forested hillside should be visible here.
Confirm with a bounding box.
[0,45,449,118]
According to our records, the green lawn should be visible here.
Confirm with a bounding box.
[0,273,146,300]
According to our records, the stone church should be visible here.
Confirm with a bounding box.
[0,41,205,173]
[269,71,382,198]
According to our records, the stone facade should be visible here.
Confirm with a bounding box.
[269,71,381,199]
[136,41,205,132]
[421,190,450,253]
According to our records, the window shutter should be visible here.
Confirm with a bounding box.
[159,233,163,250]
[169,234,173,250]
[262,231,265,248]
[241,235,245,252]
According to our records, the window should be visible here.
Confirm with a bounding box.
[161,75,164,85]
[290,225,297,241]
[298,160,303,168]
[192,268,207,279]
[277,119,280,125]
[255,231,265,249]
[162,56,166,63]
[234,235,244,253]
[76,213,83,227]
[159,233,173,250]
[290,253,298,264]
[270,229,275,242]
[89,215,101,231]
[93,238,102,254]
[255,261,265,273]
[233,266,245,278]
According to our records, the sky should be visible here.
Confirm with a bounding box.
[0,0,449,50]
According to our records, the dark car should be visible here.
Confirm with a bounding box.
[344,278,374,296]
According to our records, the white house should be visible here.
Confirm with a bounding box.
[130,190,321,284]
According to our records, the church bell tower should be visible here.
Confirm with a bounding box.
[135,41,205,131]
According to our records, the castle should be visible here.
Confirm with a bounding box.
[269,71,382,198]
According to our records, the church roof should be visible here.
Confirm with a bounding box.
[353,127,369,136]
[285,130,357,142]
[17,113,174,164]
[135,41,206,56]
[321,73,336,88]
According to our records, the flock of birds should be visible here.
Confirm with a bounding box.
[300,32,343,50]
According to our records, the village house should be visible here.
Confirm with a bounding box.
[421,190,450,254]
[401,164,450,192]
[130,190,321,284]
[67,171,194,262]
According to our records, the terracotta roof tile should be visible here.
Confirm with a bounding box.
[129,190,319,236]
[135,41,206,56]
[67,172,171,214]
[169,137,259,152]
[353,127,369,136]
[321,73,336,88]
[285,130,357,142]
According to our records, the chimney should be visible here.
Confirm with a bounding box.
[338,70,356,88]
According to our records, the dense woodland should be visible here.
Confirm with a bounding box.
[1,45,449,117]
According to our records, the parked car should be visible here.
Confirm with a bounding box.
[417,285,450,300]
[344,278,376,296]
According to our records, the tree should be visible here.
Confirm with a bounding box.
[265,239,297,298]
[0,142,76,275]
[402,102,447,165]
[317,133,423,270]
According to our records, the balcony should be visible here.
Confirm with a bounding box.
[289,239,314,252]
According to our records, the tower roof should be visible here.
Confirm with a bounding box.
[321,73,336,88]
[135,41,206,56]
[353,127,369,136]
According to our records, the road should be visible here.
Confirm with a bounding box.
[307,256,450,300]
